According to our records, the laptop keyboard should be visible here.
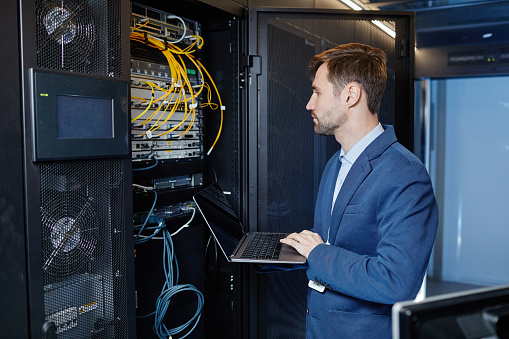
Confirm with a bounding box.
[240,233,288,260]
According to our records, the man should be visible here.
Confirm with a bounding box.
[279,43,439,338]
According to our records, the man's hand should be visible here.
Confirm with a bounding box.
[280,230,324,258]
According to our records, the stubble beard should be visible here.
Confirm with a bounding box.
[314,120,334,136]
[313,105,346,136]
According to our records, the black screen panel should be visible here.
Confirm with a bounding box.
[31,70,129,161]
[56,95,114,139]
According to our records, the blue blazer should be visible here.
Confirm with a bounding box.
[305,125,439,338]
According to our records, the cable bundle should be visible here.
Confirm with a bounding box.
[130,19,224,157]
[134,187,203,338]
[153,228,204,339]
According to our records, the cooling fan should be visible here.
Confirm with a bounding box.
[41,191,103,278]
[36,0,96,71]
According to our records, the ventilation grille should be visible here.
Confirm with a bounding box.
[36,0,122,76]
[41,159,128,338]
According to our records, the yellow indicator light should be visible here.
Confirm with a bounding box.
[40,93,48,97]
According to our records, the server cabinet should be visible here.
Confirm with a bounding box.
[0,1,29,337]
[246,8,414,339]
[125,1,244,338]
[0,0,136,338]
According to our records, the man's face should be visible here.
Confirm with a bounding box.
[306,64,347,136]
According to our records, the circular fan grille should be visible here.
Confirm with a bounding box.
[36,0,96,71]
[41,191,102,277]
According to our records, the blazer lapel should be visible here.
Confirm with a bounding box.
[321,156,341,238]
[329,152,372,244]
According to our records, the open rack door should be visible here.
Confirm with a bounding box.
[245,7,414,338]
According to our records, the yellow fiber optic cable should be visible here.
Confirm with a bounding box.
[131,96,147,103]
[141,91,171,126]
[131,81,156,122]
[130,28,223,155]
[195,58,223,156]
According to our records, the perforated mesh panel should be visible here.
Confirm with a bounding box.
[36,0,122,76]
[41,159,128,338]
[262,14,397,339]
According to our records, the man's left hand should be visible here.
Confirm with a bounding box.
[280,230,324,258]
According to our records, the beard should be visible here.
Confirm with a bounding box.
[313,104,346,136]
[314,119,336,135]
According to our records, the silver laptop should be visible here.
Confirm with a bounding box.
[193,183,306,264]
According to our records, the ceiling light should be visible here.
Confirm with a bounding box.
[339,0,396,39]
[341,0,363,11]
[371,20,396,39]
[483,33,493,39]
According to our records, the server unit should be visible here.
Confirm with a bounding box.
[0,0,135,338]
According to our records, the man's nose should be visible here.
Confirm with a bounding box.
[306,95,315,111]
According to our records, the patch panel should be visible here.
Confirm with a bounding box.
[133,201,198,224]
[130,68,204,162]
[130,3,200,45]
[131,121,201,132]
[132,149,202,161]
[131,60,200,86]
[132,140,201,151]
[131,129,201,140]
[131,115,202,129]
[151,174,203,190]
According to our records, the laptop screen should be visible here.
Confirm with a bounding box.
[193,185,245,257]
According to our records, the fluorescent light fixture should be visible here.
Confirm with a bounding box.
[371,20,396,38]
[341,0,363,11]
[339,0,396,39]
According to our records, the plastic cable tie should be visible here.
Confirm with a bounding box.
[190,103,198,109]
[146,130,153,139]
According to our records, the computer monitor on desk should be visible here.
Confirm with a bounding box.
[392,284,509,339]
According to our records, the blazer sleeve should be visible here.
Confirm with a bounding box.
[306,161,439,305]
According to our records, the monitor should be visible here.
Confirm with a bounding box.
[30,70,129,161]
[392,284,509,339]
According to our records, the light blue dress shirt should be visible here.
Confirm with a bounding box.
[331,123,385,210]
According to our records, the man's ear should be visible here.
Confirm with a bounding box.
[345,83,361,108]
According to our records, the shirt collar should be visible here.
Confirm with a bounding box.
[340,122,384,164]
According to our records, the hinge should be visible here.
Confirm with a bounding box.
[240,55,261,88]
[398,39,408,58]
[241,55,261,74]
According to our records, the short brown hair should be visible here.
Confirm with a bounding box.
[309,43,387,114]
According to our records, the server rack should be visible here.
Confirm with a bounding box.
[126,2,243,338]
[1,0,135,338]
